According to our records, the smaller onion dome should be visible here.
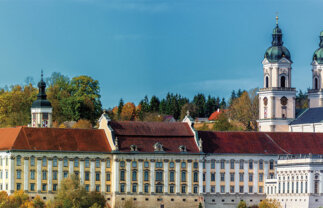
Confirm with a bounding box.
[31,71,52,108]
[264,17,291,63]
[313,31,323,64]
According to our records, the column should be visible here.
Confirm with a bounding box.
[164,159,169,193]
[2,157,5,191]
[126,160,131,193]
[205,161,211,193]
[243,161,248,193]
[80,159,85,184]
[113,159,119,192]
[308,171,314,194]
[8,156,14,193]
[276,67,279,87]
[253,161,258,193]
[69,159,74,175]
[175,160,180,193]
[150,160,155,193]
[187,160,192,194]
[58,159,63,185]
[138,160,143,193]
[215,160,220,193]
[47,159,53,192]
[36,157,41,193]
[225,160,230,193]
[23,157,29,191]
[320,171,323,194]
[90,159,95,191]
[198,160,203,194]
[234,161,239,193]
[100,159,106,193]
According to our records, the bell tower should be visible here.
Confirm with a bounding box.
[308,31,323,108]
[31,71,52,128]
[257,17,296,132]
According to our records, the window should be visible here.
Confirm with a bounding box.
[85,172,90,181]
[193,172,198,182]
[193,186,198,194]
[74,159,79,167]
[280,76,286,88]
[230,186,234,193]
[63,171,68,178]
[132,171,137,181]
[144,161,149,168]
[53,171,58,180]
[203,173,205,181]
[239,173,244,182]
[96,185,100,192]
[95,159,100,168]
[265,76,269,88]
[96,172,100,181]
[106,185,110,192]
[16,170,21,179]
[181,185,186,193]
[211,173,215,181]
[181,162,186,168]
[42,157,47,167]
[259,186,263,193]
[156,162,163,168]
[170,171,174,182]
[106,160,111,168]
[156,185,163,193]
[120,170,125,181]
[5,171,8,179]
[106,172,111,181]
[220,160,225,169]
[211,161,215,169]
[239,161,244,169]
[306,181,308,193]
[315,77,319,90]
[75,171,79,177]
[0,171,2,179]
[211,186,215,193]
[120,184,125,193]
[30,170,35,180]
[30,183,35,191]
[156,171,163,181]
[221,186,225,193]
[85,159,90,168]
[259,160,263,170]
[144,171,149,181]
[269,160,274,170]
[132,184,137,193]
[132,161,137,168]
[259,173,263,182]
[42,184,47,191]
[16,156,21,166]
[53,184,57,191]
[203,161,206,169]
[144,184,149,193]
[221,173,225,181]
[53,158,57,167]
[230,160,234,169]
[120,161,125,167]
[249,186,253,193]
[249,173,253,182]
[169,185,174,193]
[249,161,253,169]
[181,171,186,182]
[16,183,21,190]
[85,185,89,192]
[42,171,47,180]
[239,186,244,193]
[30,157,35,166]
[230,173,234,182]
[63,158,68,167]
[193,162,198,169]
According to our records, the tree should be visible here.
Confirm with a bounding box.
[212,112,233,131]
[180,103,198,120]
[72,119,92,129]
[149,96,160,112]
[296,90,308,109]
[139,96,150,113]
[120,102,136,121]
[117,99,124,120]
[193,93,206,117]
[219,98,227,109]
[198,202,203,208]
[237,200,247,208]
[205,95,217,117]
[258,199,281,208]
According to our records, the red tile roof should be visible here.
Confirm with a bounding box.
[208,109,227,121]
[198,131,323,154]
[0,127,111,152]
[109,121,199,153]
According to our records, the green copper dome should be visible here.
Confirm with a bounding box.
[313,31,323,64]
[31,71,52,108]
[264,23,291,63]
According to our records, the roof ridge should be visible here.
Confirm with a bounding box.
[264,133,290,154]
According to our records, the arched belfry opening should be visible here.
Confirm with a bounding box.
[280,76,286,88]
[265,76,269,88]
[314,77,319,90]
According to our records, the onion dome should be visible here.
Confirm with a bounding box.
[264,17,291,63]
[313,31,323,64]
[31,71,52,108]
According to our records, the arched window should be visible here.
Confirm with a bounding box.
[315,77,319,90]
[265,76,269,88]
[280,76,286,88]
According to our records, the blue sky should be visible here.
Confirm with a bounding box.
[0,0,322,108]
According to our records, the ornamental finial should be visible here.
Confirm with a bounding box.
[275,13,279,25]
[41,69,44,81]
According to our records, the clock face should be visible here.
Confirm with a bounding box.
[280,96,288,106]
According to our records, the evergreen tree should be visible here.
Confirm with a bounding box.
[229,90,237,106]
[117,98,124,120]
[205,95,217,116]
[139,96,150,113]
[150,95,160,112]
[220,98,227,109]
[193,93,206,117]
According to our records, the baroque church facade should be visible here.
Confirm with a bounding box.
[0,18,323,208]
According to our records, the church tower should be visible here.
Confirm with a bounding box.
[308,31,323,108]
[31,71,52,128]
[257,17,296,132]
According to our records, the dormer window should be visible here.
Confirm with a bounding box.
[130,145,138,152]
[179,145,187,152]
[154,142,163,152]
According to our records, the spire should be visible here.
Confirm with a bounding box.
[272,15,283,46]
[37,70,47,100]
